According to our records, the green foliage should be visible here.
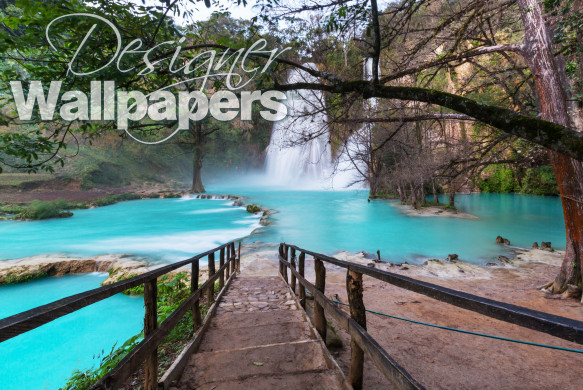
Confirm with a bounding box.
[91,193,141,208]
[63,272,212,389]
[3,270,47,285]
[246,204,262,213]
[62,333,143,390]
[0,202,23,215]
[477,164,559,196]
[519,165,559,196]
[477,165,519,193]
[17,199,73,220]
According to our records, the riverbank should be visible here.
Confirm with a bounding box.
[239,246,582,389]
[0,254,210,288]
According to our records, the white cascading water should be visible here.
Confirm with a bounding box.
[264,63,332,186]
[264,60,376,189]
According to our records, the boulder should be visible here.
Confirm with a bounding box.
[541,242,553,251]
[447,254,459,262]
[496,235,510,245]
[532,242,539,249]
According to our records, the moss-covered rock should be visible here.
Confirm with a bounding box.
[246,204,262,214]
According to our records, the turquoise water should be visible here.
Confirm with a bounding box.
[0,188,566,389]
[0,196,260,261]
[0,189,565,265]
[207,184,566,264]
[0,273,144,390]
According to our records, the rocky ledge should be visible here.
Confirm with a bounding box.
[0,254,209,289]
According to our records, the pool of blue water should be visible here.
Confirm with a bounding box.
[0,273,144,390]
[0,187,566,389]
[0,196,260,262]
[207,184,566,264]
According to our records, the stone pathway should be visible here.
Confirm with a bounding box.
[173,275,346,389]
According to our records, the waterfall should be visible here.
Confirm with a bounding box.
[264,64,332,186]
[330,58,377,189]
[264,60,376,190]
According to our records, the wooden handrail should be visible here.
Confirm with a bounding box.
[284,244,583,344]
[279,251,424,390]
[0,241,240,390]
[0,242,234,343]
[279,242,583,390]
[93,253,237,389]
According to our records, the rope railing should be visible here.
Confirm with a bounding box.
[278,242,583,390]
[0,241,242,390]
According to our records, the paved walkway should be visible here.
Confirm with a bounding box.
[173,275,345,389]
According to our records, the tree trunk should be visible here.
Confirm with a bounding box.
[191,122,206,193]
[449,191,455,208]
[518,0,583,297]
[432,179,439,204]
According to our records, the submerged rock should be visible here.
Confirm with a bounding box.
[541,242,553,251]
[496,235,511,245]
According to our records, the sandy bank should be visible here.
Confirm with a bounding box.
[396,203,479,219]
[238,247,582,389]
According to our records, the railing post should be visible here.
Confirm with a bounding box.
[298,252,306,309]
[314,257,327,341]
[219,248,225,290]
[290,247,297,294]
[192,260,201,331]
[144,279,158,390]
[347,269,366,390]
[278,244,284,276]
[283,244,289,283]
[208,252,216,302]
[237,241,241,273]
[226,244,231,276]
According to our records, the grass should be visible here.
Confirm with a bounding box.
[3,192,176,220]
[0,173,53,187]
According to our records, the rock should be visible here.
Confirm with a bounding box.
[497,256,511,263]
[486,262,497,266]
[367,263,376,268]
[532,242,539,249]
[541,242,553,251]
[246,204,262,214]
[495,235,510,245]
[447,254,459,262]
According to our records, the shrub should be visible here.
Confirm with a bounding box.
[17,200,73,220]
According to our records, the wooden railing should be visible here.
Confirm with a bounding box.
[0,241,241,390]
[278,243,583,390]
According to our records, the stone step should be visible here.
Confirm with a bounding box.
[198,320,316,352]
[176,369,344,390]
[209,309,307,330]
[180,340,332,386]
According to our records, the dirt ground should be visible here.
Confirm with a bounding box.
[0,182,182,203]
[241,249,583,390]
